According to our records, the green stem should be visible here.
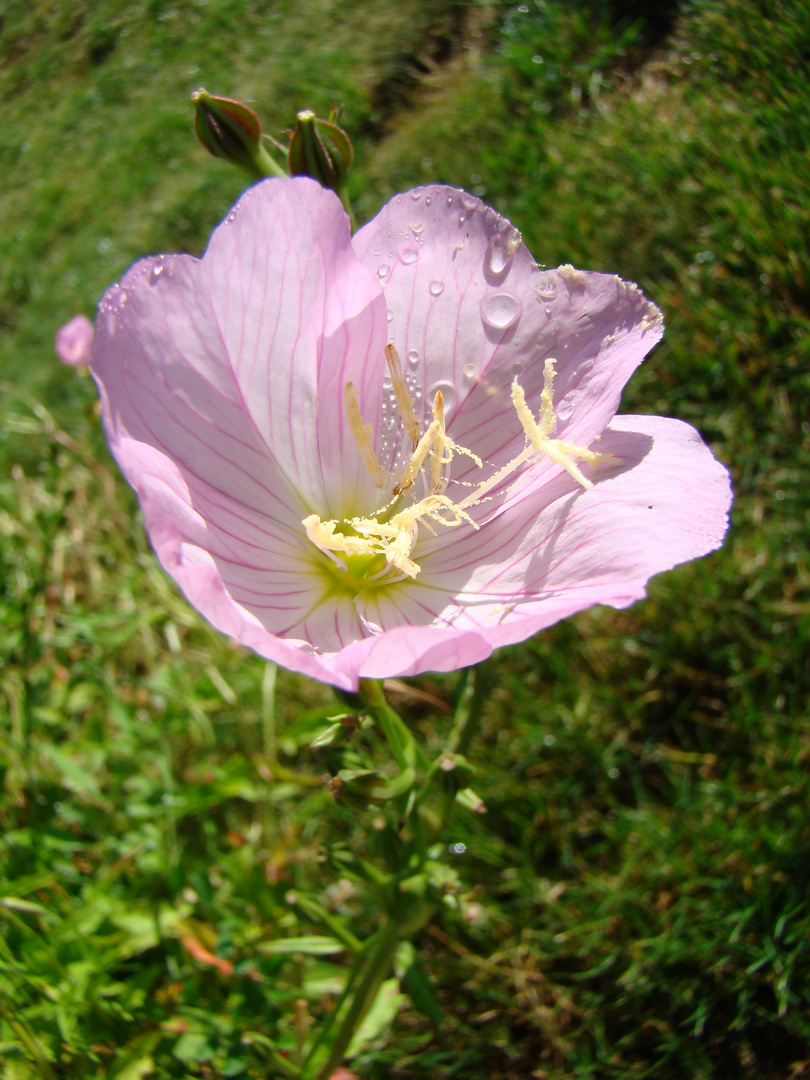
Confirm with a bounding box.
[435,662,491,834]
[360,678,421,772]
[310,914,402,1080]
[255,140,289,179]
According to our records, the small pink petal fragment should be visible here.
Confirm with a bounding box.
[55,314,94,367]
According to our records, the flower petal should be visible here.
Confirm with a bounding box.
[201,178,390,518]
[352,185,663,482]
[356,415,732,660]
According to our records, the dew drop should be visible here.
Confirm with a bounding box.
[458,211,466,225]
[486,234,513,276]
[149,262,164,286]
[533,271,558,300]
[226,209,237,223]
[556,400,573,423]
[425,196,432,206]
[377,264,390,278]
[400,247,418,265]
[429,280,444,297]
[511,361,524,377]
[447,194,454,205]
[407,349,419,367]
[409,190,422,201]
[387,309,394,322]
[480,292,522,330]
[463,363,478,382]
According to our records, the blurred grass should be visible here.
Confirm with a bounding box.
[1,0,809,1077]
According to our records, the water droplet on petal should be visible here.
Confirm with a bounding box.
[447,194,454,205]
[410,190,422,201]
[425,196,432,206]
[400,247,418,265]
[410,221,424,236]
[407,349,420,367]
[533,271,557,300]
[511,361,524,377]
[377,265,390,278]
[480,292,522,330]
[486,234,513,276]
[429,280,444,297]
[149,262,164,285]
[463,363,478,382]
[387,309,394,322]
[556,400,573,422]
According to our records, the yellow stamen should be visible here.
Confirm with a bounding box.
[305,351,611,586]
[511,361,611,489]
[344,382,386,488]
[385,344,420,451]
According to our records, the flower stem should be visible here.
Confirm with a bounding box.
[360,678,420,772]
[310,914,402,1080]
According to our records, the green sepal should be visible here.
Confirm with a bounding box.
[331,766,416,804]
[455,786,487,814]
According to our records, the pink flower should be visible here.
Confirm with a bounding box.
[55,314,94,367]
[90,179,731,691]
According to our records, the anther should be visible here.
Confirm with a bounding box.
[344,382,386,488]
[384,344,420,451]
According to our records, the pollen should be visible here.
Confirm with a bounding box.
[304,352,611,584]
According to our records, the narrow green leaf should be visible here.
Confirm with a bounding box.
[259,936,346,956]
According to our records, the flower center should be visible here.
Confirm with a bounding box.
[302,347,611,586]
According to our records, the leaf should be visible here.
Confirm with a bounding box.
[346,977,406,1058]
[259,936,346,956]
[401,955,443,1029]
[173,1031,214,1063]
[0,898,53,918]
[113,1055,155,1080]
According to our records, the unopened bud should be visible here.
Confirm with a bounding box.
[288,110,354,220]
[192,89,286,180]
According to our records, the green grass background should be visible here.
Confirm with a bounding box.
[1,0,808,1076]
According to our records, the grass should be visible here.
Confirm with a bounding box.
[1,0,809,1076]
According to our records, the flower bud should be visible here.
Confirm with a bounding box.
[55,314,94,368]
[192,89,286,180]
[288,110,354,219]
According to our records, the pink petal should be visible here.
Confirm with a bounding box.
[55,314,94,367]
[352,186,662,483]
[356,415,732,657]
[90,180,732,690]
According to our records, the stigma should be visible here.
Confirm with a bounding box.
[302,348,611,584]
